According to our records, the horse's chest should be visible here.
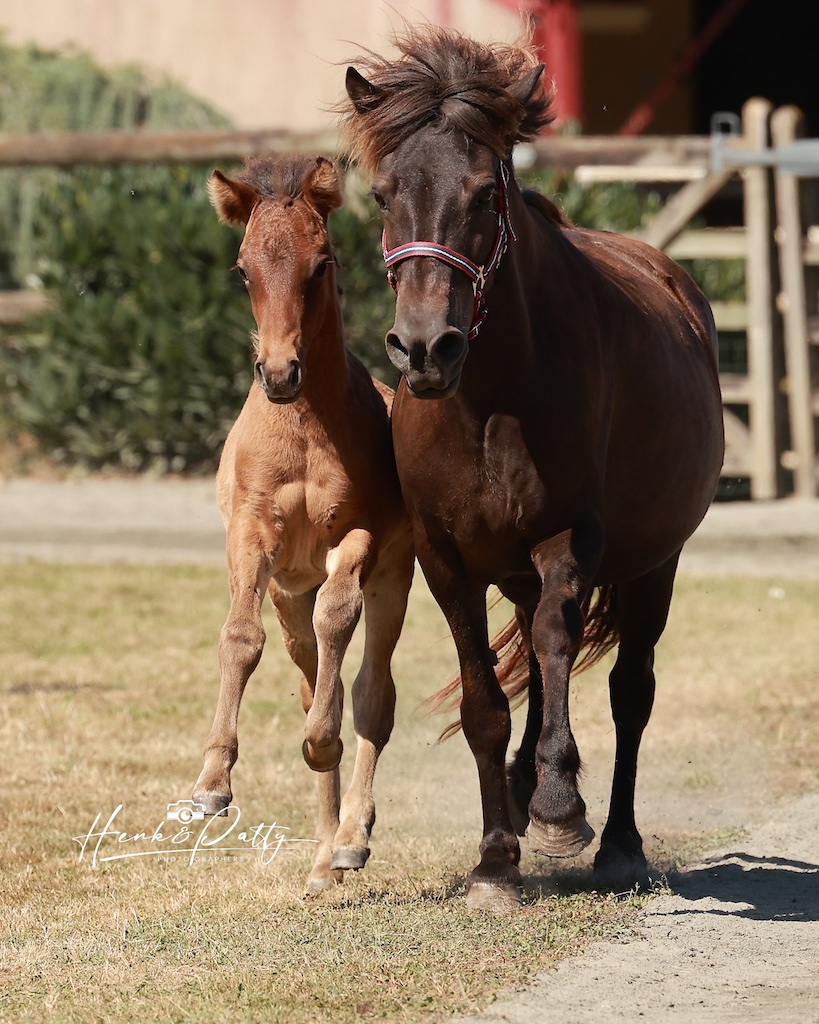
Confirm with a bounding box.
[403,414,548,540]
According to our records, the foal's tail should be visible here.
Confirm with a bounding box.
[421,585,619,741]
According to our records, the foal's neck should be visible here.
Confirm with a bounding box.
[299,275,353,421]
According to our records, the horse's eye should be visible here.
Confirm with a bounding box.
[473,188,496,212]
[235,264,249,285]
[369,189,388,211]
[313,260,330,279]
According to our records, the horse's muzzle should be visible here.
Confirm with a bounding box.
[385,325,467,399]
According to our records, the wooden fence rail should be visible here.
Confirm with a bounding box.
[0,128,713,170]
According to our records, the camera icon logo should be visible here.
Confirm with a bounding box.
[166,799,206,824]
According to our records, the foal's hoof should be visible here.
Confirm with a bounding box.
[465,881,523,914]
[304,868,344,895]
[331,846,370,872]
[526,815,595,858]
[191,790,231,817]
[302,737,343,773]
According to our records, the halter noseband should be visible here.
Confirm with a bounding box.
[382,162,516,342]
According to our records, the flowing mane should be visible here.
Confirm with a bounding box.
[338,25,555,172]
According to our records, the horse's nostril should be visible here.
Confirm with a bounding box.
[430,329,466,369]
[254,361,266,387]
[385,332,408,357]
[288,361,301,390]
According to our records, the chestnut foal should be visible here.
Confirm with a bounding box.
[192,154,414,892]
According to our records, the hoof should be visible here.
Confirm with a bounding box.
[191,791,231,817]
[465,881,523,914]
[304,869,344,895]
[331,846,370,872]
[594,845,650,888]
[526,815,595,858]
[302,738,343,773]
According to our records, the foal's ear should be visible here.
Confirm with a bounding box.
[508,64,545,108]
[304,156,343,221]
[208,170,259,226]
[345,66,385,114]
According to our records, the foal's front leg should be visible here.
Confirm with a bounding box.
[192,509,277,814]
[331,534,414,871]
[272,586,344,893]
[302,528,373,775]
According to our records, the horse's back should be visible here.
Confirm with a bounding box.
[563,227,724,574]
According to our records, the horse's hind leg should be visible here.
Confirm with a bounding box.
[504,608,541,835]
[272,588,344,893]
[594,551,681,885]
[193,510,277,815]
[507,650,542,835]
[331,540,413,871]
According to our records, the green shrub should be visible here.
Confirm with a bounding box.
[5,164,254,471]
[0,41,263,472]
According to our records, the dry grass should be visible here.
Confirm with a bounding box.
[1,564,817,1023]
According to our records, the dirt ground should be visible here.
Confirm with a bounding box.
[1,476,818,1022]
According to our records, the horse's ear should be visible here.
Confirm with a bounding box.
[304,156,343,221]
[345,66,385,114]
[208,170,259,225]
[508,64,545,109]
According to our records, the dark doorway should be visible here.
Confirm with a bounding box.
[694,0,819,134]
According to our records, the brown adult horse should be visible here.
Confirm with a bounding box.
[341,28,724,910]
[191,154,414,892]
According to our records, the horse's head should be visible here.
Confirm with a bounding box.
[342,28,551,399]
[209,155,342,403]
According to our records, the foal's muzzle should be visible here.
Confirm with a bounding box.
[255,358,303,403]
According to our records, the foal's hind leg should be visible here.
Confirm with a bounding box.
[193,510,277,814]
[331,539,413,871]
[594,551,681,885]
[272,588,344,893]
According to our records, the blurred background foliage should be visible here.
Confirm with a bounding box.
[0,40,741,474]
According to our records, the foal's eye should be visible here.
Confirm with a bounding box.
[313,260,330,279]
[234,264,249,285]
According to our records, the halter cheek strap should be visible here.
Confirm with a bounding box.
[382,162,516,341]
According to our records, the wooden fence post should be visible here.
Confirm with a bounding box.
[771,105,818,497]
[742,98,788,499]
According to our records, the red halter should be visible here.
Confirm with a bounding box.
[382,162,516,341]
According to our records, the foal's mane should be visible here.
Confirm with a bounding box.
[229,154,340,213]
[338,26,554,172]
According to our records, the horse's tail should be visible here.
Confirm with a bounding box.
[421,584,620,741]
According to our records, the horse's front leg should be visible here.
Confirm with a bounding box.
[420,546,523,912]
[192,508,278,815]
[525,528,602,857]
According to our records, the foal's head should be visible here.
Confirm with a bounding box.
[341,27,552,398]
[209,154,343,403]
